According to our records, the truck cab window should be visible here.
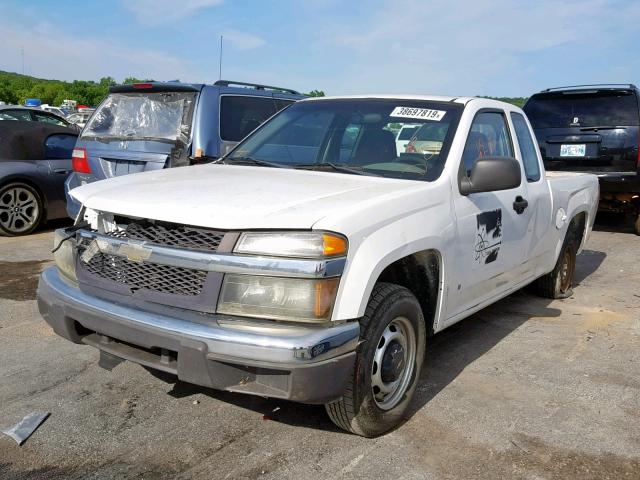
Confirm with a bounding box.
[510,112,541,182]
[461,111,513,175]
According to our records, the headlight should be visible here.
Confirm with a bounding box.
[234,232,347,258]
[52,229,77,282]
[217,274,339,323]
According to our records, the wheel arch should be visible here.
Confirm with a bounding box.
[334,244,444,335]
[374,249,442,336]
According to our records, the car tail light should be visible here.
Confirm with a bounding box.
[133,83,153,89]
[72,148,91,173]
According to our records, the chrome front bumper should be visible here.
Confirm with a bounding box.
[37,267,359,403]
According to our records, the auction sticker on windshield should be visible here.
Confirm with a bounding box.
[390,107,446,121]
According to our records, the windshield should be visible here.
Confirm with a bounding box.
[81,92,196,142]
[226,99,462,181]
[524,91,640,128]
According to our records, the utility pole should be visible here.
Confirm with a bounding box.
[219,35,223,80]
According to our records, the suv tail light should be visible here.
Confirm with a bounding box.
[72,148,91,173]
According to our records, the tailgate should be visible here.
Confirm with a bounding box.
[82,140,174,178]
[536,127,638,173]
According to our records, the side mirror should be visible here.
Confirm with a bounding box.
[459,157,521,195]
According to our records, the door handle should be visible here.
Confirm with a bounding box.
[53,168,71,174]
[513,196,528,214]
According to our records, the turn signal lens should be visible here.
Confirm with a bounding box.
[322,233,347,256]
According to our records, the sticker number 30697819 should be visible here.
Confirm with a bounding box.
[390,106,446,121]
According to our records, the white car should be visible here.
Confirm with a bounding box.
[66,109,95,129]
[41,105,67,118]
[394,123,420,155]
[38,95,598,437]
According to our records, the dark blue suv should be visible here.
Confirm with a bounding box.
[65,80,304,218]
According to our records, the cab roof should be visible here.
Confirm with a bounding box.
[301,94,516,108]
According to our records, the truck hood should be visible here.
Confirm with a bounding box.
[70,164,423,230]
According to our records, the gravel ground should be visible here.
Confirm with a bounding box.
[0,215,638,480]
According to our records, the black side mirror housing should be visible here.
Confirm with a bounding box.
[459,157,522,195]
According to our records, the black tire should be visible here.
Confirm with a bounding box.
[536,230,577,299]
[0,182,44,236]
[325,283,426,437]
[634,214,640,236]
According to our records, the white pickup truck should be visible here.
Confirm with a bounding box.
[38,95,598,437]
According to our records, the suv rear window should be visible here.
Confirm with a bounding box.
[524,90,640,128]
[220,96,290,142]
[82,92,196,142]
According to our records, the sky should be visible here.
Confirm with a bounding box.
[0,0,639,97]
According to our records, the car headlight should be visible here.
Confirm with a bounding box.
[53,228,77,282]
[234,232,347,258]
[217,274,339,323]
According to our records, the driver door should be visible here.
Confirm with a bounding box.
[446,110,530,321]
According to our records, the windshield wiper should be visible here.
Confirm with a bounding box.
[224,156,286,168]
[294,162,377,176]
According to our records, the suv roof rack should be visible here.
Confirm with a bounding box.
[214,80,300,95]
[541,83,637,93]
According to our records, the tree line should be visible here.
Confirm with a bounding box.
[0,70,327,107]
[0,71,153,106]
[0,70,527,108]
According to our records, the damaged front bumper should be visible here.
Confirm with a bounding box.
[37,267,359,404]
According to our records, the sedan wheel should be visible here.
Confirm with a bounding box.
[0,183,43,236]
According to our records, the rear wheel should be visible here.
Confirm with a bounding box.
[325,283,426,437]
[536,234,577,299]
[0,182,44,236]
[634,214,640,236]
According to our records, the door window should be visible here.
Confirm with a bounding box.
[3,109,32,121]
[511,112,541,182]
[219,96,277,142]
[461,111,513,175]
[34,112,67,127]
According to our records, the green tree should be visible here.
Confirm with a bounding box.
[306,89,325,97]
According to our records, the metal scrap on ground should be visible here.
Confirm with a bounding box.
[2,412,50,445]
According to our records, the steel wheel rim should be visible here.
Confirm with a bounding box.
[371,316,417,410]
[0,186,39,233]
[559,248,574,292]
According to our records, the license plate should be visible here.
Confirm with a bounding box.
[560,144,586,157]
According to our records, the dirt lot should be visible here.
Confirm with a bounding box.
[0,216,639,480]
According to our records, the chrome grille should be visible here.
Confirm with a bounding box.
[82,250,207,296]
[109,218,225,252]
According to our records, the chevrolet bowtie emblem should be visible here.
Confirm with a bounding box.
[118,243,152,263]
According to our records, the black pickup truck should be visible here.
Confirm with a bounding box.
[524,84,640,234]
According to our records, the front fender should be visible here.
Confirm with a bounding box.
[330,207,454,320]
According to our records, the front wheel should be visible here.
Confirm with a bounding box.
[325,283,426,437]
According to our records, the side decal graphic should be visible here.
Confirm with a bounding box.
[475,209,502,264]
